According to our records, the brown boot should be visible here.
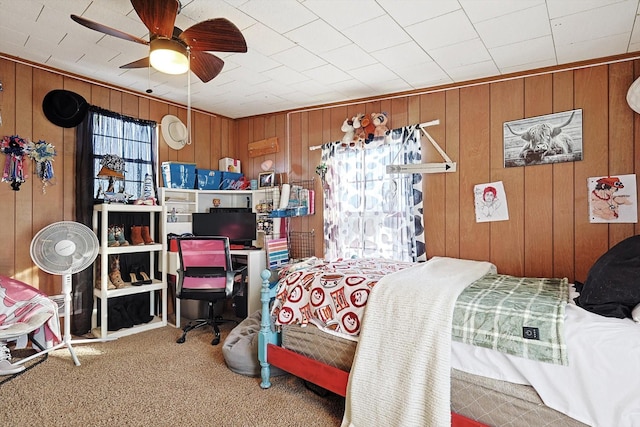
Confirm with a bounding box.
[130,226,144,245]
[108,255,126,289]
[95,256,115,290]
[141,226,155,245]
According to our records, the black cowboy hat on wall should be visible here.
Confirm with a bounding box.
[42,89,89,128]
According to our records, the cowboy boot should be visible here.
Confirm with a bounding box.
[108,255,126,289]
[95,256,116,290]
[107,226,119,247]
[130,226,144,245]
[115,225,129,246]
[141,226,155,245]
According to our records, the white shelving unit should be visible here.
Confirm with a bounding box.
[91,203,167,339]
[158,187,281,248]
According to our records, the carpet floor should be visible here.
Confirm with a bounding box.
[1,322,344,426]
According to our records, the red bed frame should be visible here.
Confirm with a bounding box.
[267,343,488,427]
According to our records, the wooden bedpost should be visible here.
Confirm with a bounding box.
[259,269,274,389]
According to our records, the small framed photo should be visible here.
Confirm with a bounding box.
[258,171,275,188]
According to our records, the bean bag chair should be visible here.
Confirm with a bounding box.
[574,235,640,318]
[222,310,286,377]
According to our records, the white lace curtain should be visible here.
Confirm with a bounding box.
[321,124,425,262]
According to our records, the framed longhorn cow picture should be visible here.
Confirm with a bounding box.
[503,109,583,168]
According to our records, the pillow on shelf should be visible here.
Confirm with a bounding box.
[575,235,640,318]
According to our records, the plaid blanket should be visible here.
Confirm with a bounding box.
[452,274,569,365]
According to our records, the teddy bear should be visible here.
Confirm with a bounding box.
[340,117,355,146]
[371,112,389,139]
[353,112,375,144]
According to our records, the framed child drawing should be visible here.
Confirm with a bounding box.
[588,174,637,223]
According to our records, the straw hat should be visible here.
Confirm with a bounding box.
[627,77,640,114]
[161,115,189,150]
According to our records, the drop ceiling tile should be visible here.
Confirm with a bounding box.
[242,22,296,56]
[460,0,545,23]
[406,9,478,51]
[240,0,317,33]
[555,33,631,64]
[343,15,412,53]
[318,44,377,72]
[303,0,385,30]
[228,49,282,73]
[474,4,551,49]
[446,59,500,82]
[261,65,310,85]
[371,41,434,69]
[429,38,492,70]
[546,0,624,18]
[376,0,460,27]
[394,61,452,89]
[348,62,400,84]
[284,19,352,54]
[271,46,327,72]
[551,1,637,45]
[499,57,557,75]
[489,35,555,69]
[303,64,352,85]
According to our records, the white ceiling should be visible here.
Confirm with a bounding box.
[1,0,639,119]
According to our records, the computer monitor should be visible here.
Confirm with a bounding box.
[192,211,257,247]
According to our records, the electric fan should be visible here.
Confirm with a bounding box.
[29,221,105,366]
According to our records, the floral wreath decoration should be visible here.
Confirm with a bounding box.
[27,139,57,193]
[1,135,28,191]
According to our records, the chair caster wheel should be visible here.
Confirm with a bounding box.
[177,336,186,344]
[211,337,220,345]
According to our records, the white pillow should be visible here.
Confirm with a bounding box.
[632,303,640,323]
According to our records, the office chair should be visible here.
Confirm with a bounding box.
[175,236,247,345]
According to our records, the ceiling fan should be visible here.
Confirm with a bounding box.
[70,0,247,82]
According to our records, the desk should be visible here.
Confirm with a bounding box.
[165,249,266,328]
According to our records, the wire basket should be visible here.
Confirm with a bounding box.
[289,230,315,261]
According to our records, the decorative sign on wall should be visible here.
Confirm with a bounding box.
[588,174,637,223]
[503,109,583,168]
[248,137,278,158]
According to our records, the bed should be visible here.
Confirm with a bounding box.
[257,256,640,427]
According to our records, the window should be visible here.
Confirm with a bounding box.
[90,109,156,202]
[321,125,425,262]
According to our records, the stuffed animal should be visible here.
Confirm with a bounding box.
[340,117,355,146]
[372,112,389,139]
[353,113,375,144]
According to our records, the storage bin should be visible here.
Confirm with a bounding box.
[196,169,222,190]
[219,157,241,173]
[161,162,196,189]
[219,172,245,190]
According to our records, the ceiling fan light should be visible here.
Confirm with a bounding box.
[150,38,189,75]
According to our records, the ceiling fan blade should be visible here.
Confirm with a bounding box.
[131,0,179,39]
[179,18,247,53]
[120,57,150,69]
[70,14,149,45]
[190,51,224,83]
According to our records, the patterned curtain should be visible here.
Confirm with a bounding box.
[321,124,425,262]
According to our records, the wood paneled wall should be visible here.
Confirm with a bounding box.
[236,60,640,284]
[0,57,235,295]
[1,55,639,296]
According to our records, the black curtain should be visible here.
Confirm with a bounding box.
[73,106,157,335]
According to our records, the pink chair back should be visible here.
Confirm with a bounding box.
[177,237,231,291]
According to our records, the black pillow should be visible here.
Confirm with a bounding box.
[575,235,640,318]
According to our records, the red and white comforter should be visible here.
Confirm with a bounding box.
[271,258,414,340]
